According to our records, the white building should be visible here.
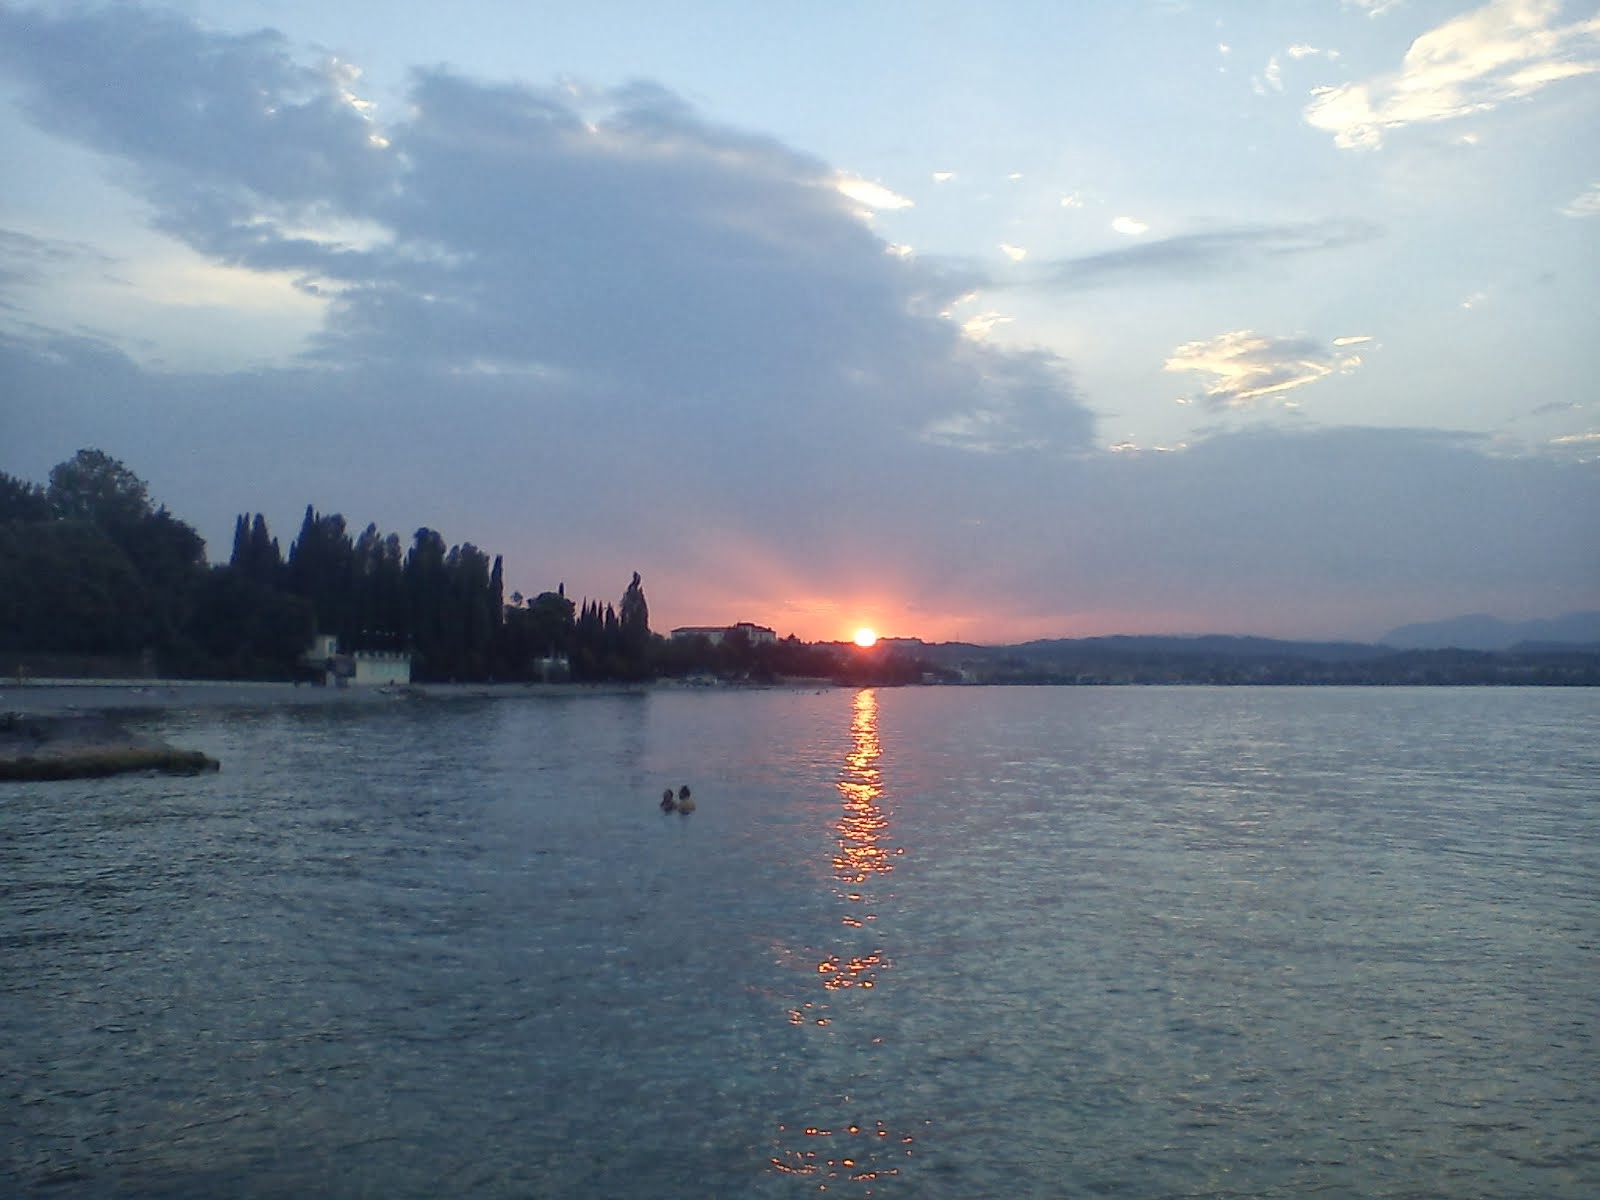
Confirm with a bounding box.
[303,636,412,686]
[350,650,412,686]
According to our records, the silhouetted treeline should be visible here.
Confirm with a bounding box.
[0,450,658,682]
[649,628,933,686]
[14,450,1585,689]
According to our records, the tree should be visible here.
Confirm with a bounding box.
[47,449,152,530]
[119,506,208,646]
[349,522,405,647]
[489,556,505,628]
[0,519,148,654]
[449,542,495,677]
[6,448,685,682]
[287,506,354,640]
[188,566,315,678]
[527,589,576,657]
[404,528,450,677]
[230,514,250,570]
[23,451,209,661]
[0,471,51,523]
[619,571,650,658]
[231,513,282,587]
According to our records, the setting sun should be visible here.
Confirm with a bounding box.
[853,627,878,648]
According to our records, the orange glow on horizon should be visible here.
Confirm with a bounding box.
[651,581,1160,644]
[639,547,1220,645]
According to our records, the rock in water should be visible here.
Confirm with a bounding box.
[0,712,220,781]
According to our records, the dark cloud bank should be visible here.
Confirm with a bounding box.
[1,5,1594,639]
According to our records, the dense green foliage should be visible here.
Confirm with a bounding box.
[2,450,210,665]
[0,450,671,682]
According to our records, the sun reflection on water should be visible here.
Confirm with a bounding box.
[819,689,897,989]
[768,1118,917,1185]
[768,688,915,1191]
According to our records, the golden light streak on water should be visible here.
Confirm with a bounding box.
[768,688,913,1190]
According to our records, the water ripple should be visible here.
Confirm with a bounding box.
[2,687,1596,1197]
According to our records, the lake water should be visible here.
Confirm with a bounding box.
[3,686,1597,1198]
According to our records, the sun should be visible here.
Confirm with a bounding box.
[853,627,879,648]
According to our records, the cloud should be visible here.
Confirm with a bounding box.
[0,227,116,290]
[834,174,915,211]
[0,5,1076,449]
[1027,220,1379,290]
[1254,56,1285,95]
[1,4,1593,644]
[1306,0,1600,149]
[1259,43,1343,94]
[1164,330,1366,409]
[960,311,1013,339]
[918,343,1093,453]
[1344,0,1406,15]
[1560,182,1600,216]
[1026,425,1600,638]
[5,328,1593,642]
[0,7,391,223]
[0,4,1099,603]
[1549,430,1600,460]
[1111,216,1150,235]
[998,243,1028,262]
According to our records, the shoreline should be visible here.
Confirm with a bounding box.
[1,680,658,779]
[0,678,656,717]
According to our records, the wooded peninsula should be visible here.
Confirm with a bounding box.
[0,449,893,685]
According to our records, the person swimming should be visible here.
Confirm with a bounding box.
[676,785,695,814]
[660,788,677,813]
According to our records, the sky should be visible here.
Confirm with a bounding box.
[1,0,1597,644]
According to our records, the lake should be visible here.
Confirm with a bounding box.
[3,686,1597,1197]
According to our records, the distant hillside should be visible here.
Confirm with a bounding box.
[914,634,1385,669]
[1018,634,1387,662]
[1381,611,1600,651]
[902,632,1600,685]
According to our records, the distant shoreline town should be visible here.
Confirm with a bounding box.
[6,450,1598,690]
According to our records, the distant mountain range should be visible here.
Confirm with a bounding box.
[1380,611,1600,651]
[891,612,1600,659]
[877,613,1600,685]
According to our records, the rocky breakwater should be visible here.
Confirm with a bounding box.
[0,711,219,782]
